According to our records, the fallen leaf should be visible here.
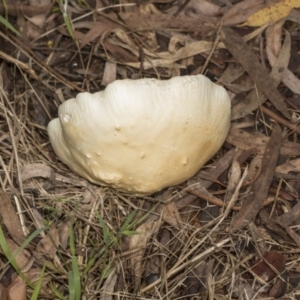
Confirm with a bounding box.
[243,154,263,185]
[223,0,266,26]
[265,20,285,58]
[144,255,160,286]
[0,276,26,300]
[57,220,71,250]
[36,227,60,259]
[79,20,122,49]
[20,163,89,187]
[99,267,118,300]
[128,216,162,286]
[276,221,300,248]
[224,160,241,203]
[231,123,282,231]
[100,12,215,33]
[252,251,285,282]
[267,44,300,95]
[276,158,300,174]
[0,3,52,17]
[218,63,245,85]
[181,260,214,296]
[227,127,269,154]
[185,0,221,16]
[160,202,183,229]
[0,239,32,270]
[222,27,290,119]
[227,127,300,157]
[0,189,25,245]
[277,201,300,226]
[241,0,300,27]
[101,61,117,86]
[194,147,236,189]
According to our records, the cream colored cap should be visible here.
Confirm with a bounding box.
[47,75,231,194]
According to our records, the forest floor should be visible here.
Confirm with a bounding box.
[0,0,300,299]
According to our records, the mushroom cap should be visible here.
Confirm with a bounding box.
[47,75,231,194]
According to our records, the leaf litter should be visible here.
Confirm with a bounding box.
[0,0,300,299]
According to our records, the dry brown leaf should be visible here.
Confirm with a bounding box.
[265,20,285,58]
[20,163,89,187]
[0,189,25,245]
[276,158,300,174]
[100,12,216,33]
[105,28,140,56]
[101,62,117,86]
[252,251,285,282]
[100,268,118,300]
[267,47,300,95]
[79,21,121,49]
[218,63,245,85]
[57,220,71,250]
[20,163,55,182]
[228,127,300,157]
[0,275,26,300]
[222,27,290,119]
[80,188,98,211]
[102,40,139,63]
[185,0,221,16]
[0,3,52,17]
[1,239,33,270]
[277,221,300,248]
[227,127,269,154]
[27,89,51,127]
[160,202,183,229]
[266,24,300,94]
[223,0,267,26]
[193,148,236,189]
[128,216,162,284]
[224,160,241,203]
[17,0,50,41]
[231,123,282,231]
[231,29,291,120]
[241,0,300,27]
[36,227,60,259]
[181,260,214,296]
[280,141,300,156]
[126,40,225,69]
[277,201,300,226]
[243,154,263,184]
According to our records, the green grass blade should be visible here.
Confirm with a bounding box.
[49,281,68,300]
[68,271,75,300]
[96,213,110,245]
[63,14,75,40]
[69,220,76,256]
[0,15,20,35]
[0,224,22,273]
[71,256,81,300]
[30,265,45,300]
[0,225,43,286]
[120,210,137,231]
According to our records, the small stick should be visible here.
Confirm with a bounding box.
[261,105,300,135]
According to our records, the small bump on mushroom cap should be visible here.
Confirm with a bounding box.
[47,75,231,194]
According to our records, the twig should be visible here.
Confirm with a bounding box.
[261,105,300,135]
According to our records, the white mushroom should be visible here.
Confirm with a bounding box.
[47,75,231,194]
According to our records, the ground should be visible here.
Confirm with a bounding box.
[0,0,300,299]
